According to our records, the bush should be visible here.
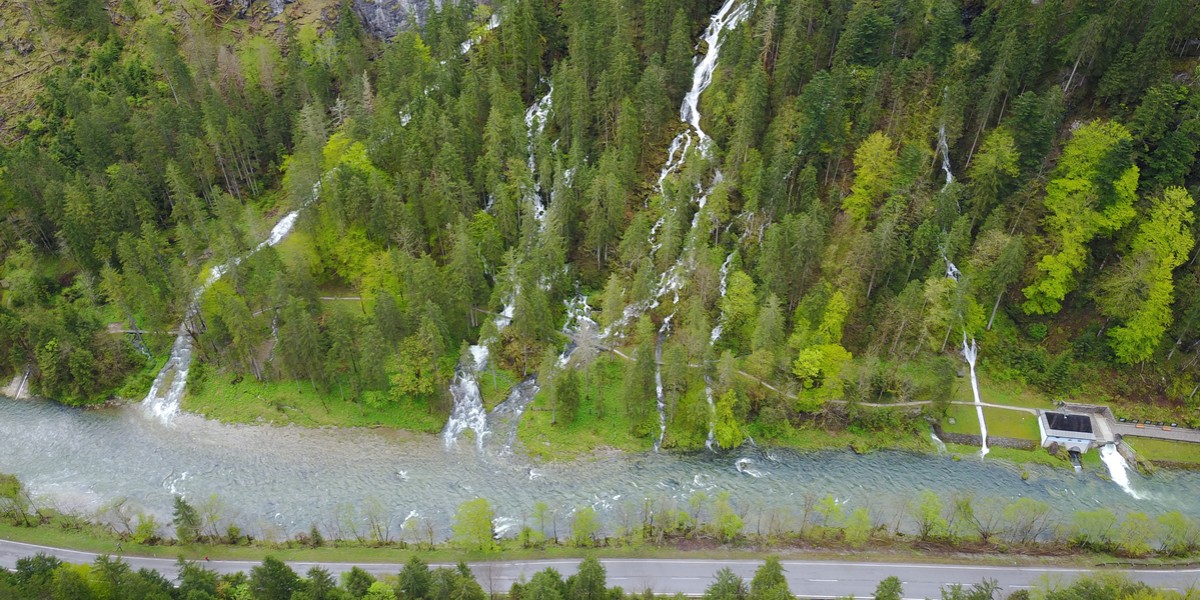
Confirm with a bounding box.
[131,514,160,545]
[1026,323,1048,342]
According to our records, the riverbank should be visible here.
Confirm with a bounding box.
[2,518,1195,569]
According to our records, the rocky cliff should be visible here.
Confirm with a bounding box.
[350,0,437,39]
[234,0,451,39]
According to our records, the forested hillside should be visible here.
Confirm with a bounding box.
[2,0,1200,444]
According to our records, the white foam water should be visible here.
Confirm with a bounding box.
[524,88,554,225]
[930,428,947,453]
[704,252,736,450]
[602,1,748,341]
[142,182,319,423]
[961,334,989,457]
[1100,444,1143,499]
[937,123,954,189]
[653,314,673,452]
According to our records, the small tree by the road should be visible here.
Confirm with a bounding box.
[703,567,747,600]
[342,567,376,598]
[873,576,903,600]
[453,498,497,552]
[0,473,35,526]
[250,556,300,600]
[571,506,599,547]
[569,557,607,600]
[940,579,1000,600]
[399,556,432,599]
[910,490,947,541]
[749,556,788,600]
[172,495,201,544]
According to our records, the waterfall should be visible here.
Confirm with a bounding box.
[445,86,556,450]
[930,428,947,453]
[703,252,735,450]
[524,88,554,226]
[142,184,318,423]
[943,254,988,457]
[484,294,595,454]
[13,368,30,400]
[603,0,748,341]
[443,344,495,450]
[443,292,517,451]
[1100,444,1144,499]
[961,333,989,457]
[704,386,717,451]
[937,124,954,189]
[459,12,502,54]
[653,314,673,452]
[486,379,540,455]
[944,252,962,283]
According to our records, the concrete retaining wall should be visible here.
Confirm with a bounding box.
[934,427,1038,450]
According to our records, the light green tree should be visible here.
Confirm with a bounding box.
[1101,186,1195,363]
[571,506,599,547]
[842,132,897,222]
[1023,120,1139,315]
[452,498,497,552]
[713,390,743,450]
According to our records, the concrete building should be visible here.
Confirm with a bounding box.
[1038,411,1097,453]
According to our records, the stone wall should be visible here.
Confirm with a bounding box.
[933,426,1038,450]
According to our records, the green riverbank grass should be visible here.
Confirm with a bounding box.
[518,356,653,460]
[941,405,1041,440]
[753,422,935,454]
[942,442,1067,469]
[1125,437,1200,465]
[0,520,1142,569]
[953,373,1055,410]
[477,366,520,410]
[182,375,444,433]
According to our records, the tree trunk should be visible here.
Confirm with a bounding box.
[987,288,1004,331]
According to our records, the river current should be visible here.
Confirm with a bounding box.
[3,395,1199,541]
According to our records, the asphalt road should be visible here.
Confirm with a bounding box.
[2,539,1198,598]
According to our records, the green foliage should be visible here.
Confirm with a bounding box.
[4,0,1200,452]
[1023,120,1140,315]
[172,496,200,544]
[873,576,903,600]
[842,132,897,222]
[570,507,599,547]
[1101,187,1195,363]
[452,498,496,552]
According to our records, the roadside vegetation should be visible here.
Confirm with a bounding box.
[1,548,1194,600]
[3,474,1199,564]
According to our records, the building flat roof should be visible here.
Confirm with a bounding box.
[1045,412,1093,434]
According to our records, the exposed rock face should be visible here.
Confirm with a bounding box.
[231,0,295,19]
[351,0,436,39]
[230,0,476,39]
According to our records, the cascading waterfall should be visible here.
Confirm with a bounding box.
[446,86,555,450]
[944,257,988,457]
[443,343,496,450]
[485,294,594,454]
[142,183,319,423]
[930,428,947,453]
[653,314,673,452]
[961,334,989,457]
[936,87,954,190]
[1100,444,1143,499]
[524,88,554,225]
[703,252,735,450]
[603,0,750,340]
[937,124,954,189]
[458,13,502,55]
